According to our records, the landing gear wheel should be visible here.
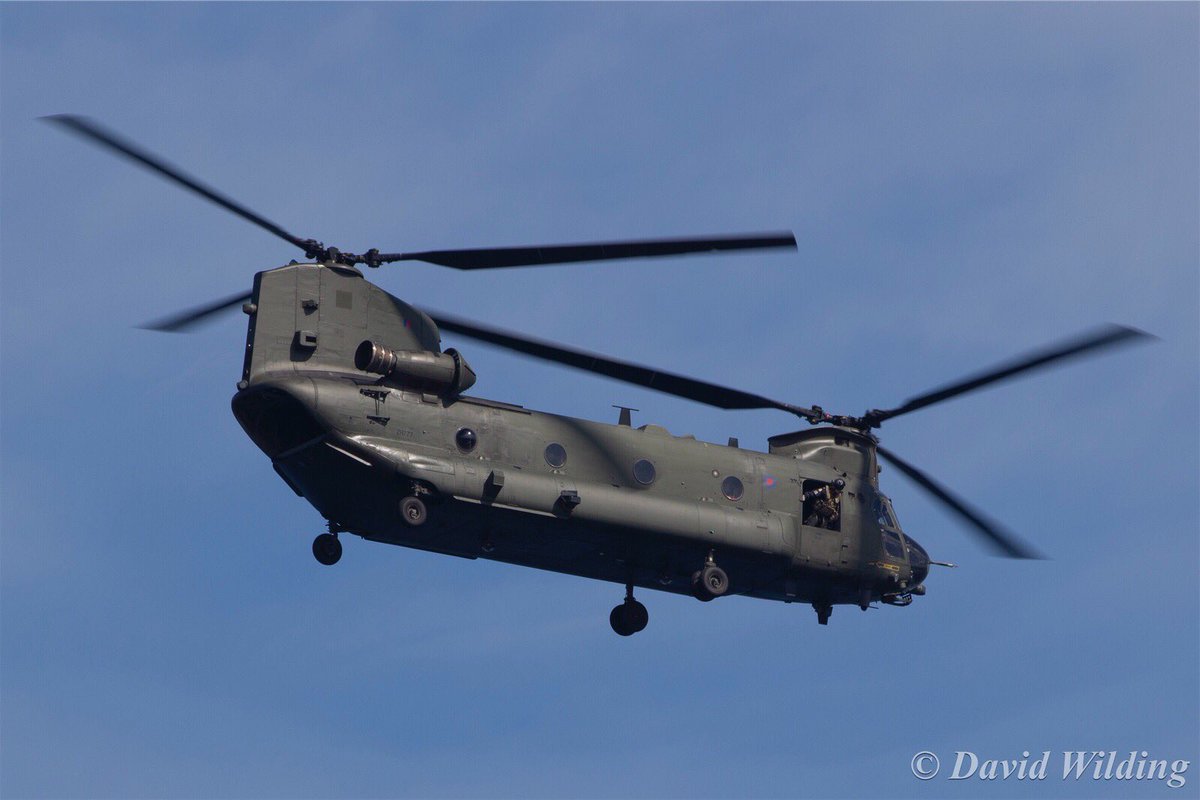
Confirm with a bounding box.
[610,605,632,636]
[691,564,728,601]
[814,603,832,626]
[400,495,427,526]
[624,599,649,633]
[312,533,342,566]
[609,599,649,636]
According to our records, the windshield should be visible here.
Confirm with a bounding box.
[905,536,928,564]
[882,529,906,560]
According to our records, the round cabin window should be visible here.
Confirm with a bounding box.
[544,442,567,468]
[721,475,744,502]
[632,458,657,486]
[455,427,477,453]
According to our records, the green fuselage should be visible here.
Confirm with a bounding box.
[232,262,927,610]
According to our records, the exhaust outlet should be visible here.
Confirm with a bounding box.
[355,341,476,395]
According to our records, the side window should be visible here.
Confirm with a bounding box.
[720,475,744,502]
[455,427,478,453]
[632,459,657,486]
[544,442,567,468]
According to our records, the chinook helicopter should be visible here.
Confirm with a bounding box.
[47,116,1151,635]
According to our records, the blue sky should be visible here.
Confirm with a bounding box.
[2,4,1196,798]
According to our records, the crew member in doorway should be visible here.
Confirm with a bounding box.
[803,479,845,530]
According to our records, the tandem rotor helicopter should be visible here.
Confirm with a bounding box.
[47,115,1152,635]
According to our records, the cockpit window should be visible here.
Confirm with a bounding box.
[904,536,930,584]
[876,497,897,529]
[882,530,906,560]
[905,537,928,564]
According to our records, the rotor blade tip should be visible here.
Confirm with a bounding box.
[1116,324,1159,342]
[1008,547,1048,561]
[136,322,186,333]
[41,113,86,127]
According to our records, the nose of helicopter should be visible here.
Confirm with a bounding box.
[906,535,930,587]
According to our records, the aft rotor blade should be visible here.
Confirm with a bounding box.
[43,115,308,251]
[866,324,1154,426]
[378,232,797,270]
[876,445,1042,559]
[425,309,822,420]
[140,290,251,332]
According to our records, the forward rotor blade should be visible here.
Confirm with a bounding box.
[379,232,797,270]
[876,445,1042,559]
[43,115,307,251]
[867,324,1154,426]
[140,291,251,332]
[424,309,821,420]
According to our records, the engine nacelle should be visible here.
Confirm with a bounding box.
[355,341,477,396]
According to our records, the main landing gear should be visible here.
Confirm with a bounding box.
[610,583,649,637]
[312,531,342,566]
[813,602,833,626]
[400,495,427,526]
[691,551,729,602]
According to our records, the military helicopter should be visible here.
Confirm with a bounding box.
[47,116,1151,635]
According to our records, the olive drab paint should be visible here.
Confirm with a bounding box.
[48,115,1150,635]
[232,261,922,627]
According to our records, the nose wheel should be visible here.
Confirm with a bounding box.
[312,532,342,566]
[610,584,649,636]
